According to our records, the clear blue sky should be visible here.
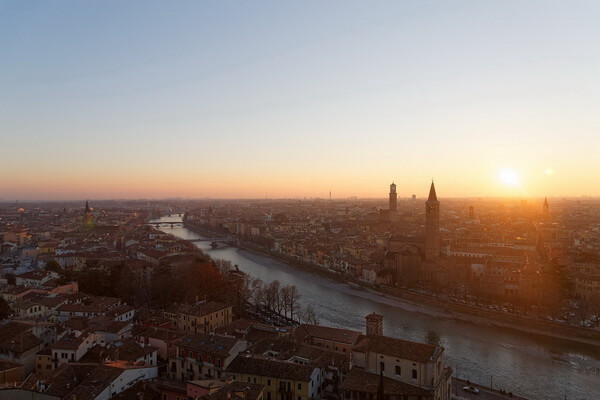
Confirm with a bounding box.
[1,1,599,200]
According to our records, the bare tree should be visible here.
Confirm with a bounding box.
[281,285,291,318]
[300,304,318,325]
[213,259,233,273]
[250,278,265,312]
[264,280,282,314]
[287,285,299,321]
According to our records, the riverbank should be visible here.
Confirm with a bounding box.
[239,241,600,346]
[181,221,600,346]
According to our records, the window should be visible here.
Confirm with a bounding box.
[297,383,302,390]
[395,366,401,375]
[412,369,417,379]
[267,379,271,386]
[379,362,385,372]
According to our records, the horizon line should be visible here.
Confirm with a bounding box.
[1,195,598,204]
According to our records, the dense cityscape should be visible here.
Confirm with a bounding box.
[0,181,599,399]
[3,1,600,399]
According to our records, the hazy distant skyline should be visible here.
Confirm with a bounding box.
[2,1,599,200]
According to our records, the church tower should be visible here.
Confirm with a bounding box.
[366,313,383,336]
[83,200,93,228]
[425,181,440,261]
[389,183,397,212]
[542,197,549,219]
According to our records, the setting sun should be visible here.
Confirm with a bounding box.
[498,168,521,187]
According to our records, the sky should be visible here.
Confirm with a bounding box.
[1,1,599,200]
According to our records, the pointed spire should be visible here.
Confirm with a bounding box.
[85,200,91,213]
[428,180,437,201]
[543,197,548,206]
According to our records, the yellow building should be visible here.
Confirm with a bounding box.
[175,302,233,334]
[227,355,321,400]
[37,241,58,254]
[35,349,54,373]
[167,333,247,381]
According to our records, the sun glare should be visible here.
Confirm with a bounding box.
[498,168,521,187]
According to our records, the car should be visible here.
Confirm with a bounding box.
[462,386,480,394]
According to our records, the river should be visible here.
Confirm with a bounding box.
[151,215,600,400]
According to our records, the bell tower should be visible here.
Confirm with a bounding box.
[366,313,383,336]
[425,181,440,261]
[83,200,93,229]
[389,183,397,212]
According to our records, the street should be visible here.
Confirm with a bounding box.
[452,378,527,400]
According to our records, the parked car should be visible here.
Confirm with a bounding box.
[462,386,480,394]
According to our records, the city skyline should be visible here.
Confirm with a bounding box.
[1,2,599,398]
[2,1,600,200]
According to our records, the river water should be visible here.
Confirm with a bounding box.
[152,215,600,400]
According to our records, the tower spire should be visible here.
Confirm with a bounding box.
[425,180,440,261]
[428,181,437,202]
[83,200,93,228]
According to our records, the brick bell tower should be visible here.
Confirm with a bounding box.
[425,181,440,261]
[366,313,383,336]
[389,182,397,212]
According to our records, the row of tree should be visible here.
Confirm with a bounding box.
[249,278,318,324]
[44,256,319,325]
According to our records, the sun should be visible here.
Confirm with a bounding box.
[498,168,521,187]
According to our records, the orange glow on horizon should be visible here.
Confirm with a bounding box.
[0,161,593,200]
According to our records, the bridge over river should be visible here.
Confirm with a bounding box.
[147,221,184,228]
